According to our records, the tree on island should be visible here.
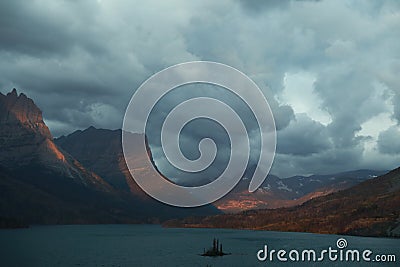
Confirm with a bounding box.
[201,238,230,257]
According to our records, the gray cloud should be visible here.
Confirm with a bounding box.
[238,0,321,14]
[0,0,399,178]
[0,0,102,56]
[277,113,331,156]
[378,126,400,155]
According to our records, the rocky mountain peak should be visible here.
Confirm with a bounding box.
[0,88,51,139]
[0,89,115,192]
[7,88,18,98]
[0,89,56,167]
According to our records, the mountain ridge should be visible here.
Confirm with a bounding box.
[214,169,387,212]
[164,167,400,237]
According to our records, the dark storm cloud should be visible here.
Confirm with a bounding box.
[277,113,331,156]
[0,0,154,136]
[0,0,399,178]
[394,94,400,124]
[0,0,102,56]
[272,144,365,178]
[143,83,263,184]
[378,126,400,155]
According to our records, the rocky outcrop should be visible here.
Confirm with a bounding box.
[0,89,51,137]
[0,89,53,166]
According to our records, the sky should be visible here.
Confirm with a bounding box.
[0,0,399,178]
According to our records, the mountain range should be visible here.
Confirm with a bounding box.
[164,167,400,237]
[0,89,218,226]
[215,169,386,213]
[54,123,386,214]
[1,88,398,237]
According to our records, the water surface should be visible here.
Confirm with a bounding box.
[0,224,398,266]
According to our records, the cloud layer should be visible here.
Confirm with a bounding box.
[1,0,399,177]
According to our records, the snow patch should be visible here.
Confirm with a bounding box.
[277,181,292,192]
[263,184,271,190]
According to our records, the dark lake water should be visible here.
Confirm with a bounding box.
[0,224,398,266]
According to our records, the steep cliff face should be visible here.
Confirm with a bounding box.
[0,89,56,167]
[0,88,69,168]
[0,89,111,190]
[0,88,51,137]
[0,89,132,225]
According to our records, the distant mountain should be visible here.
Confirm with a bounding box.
[0,89,219,226]
[215,170,387,213]
[164,167,400,237]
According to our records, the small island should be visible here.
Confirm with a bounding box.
[201,238,230,257]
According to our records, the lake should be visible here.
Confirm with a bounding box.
[0,224,398,266]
